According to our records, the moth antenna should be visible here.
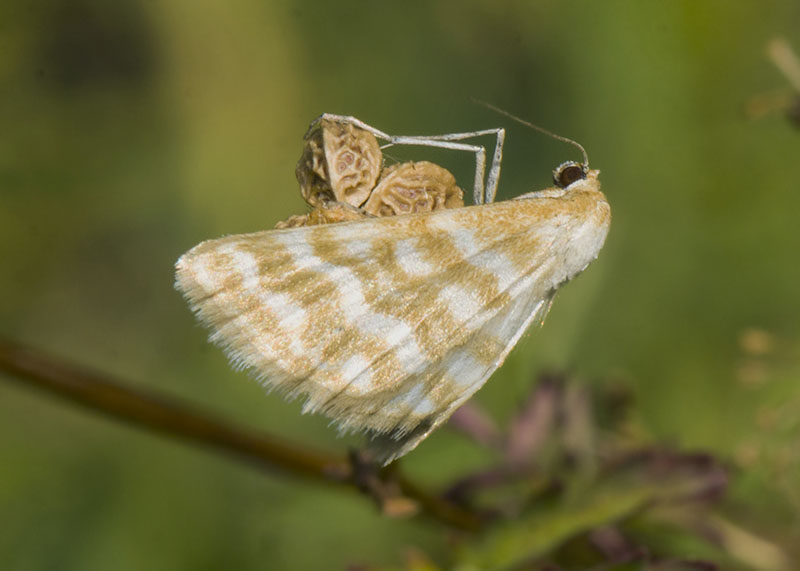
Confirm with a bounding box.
[472,98,590,168]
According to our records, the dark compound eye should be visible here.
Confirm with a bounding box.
[553,161,587,188]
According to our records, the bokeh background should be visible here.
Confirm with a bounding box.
[2,1,799,569]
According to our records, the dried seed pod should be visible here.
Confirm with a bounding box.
[295,118,382,208]
[362,161,464,217]
[274,201,370,229]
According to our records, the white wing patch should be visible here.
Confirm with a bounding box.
[175,171,610,463]
[394,238,435,277]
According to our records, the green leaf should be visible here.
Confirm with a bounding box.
[456,485,654,570]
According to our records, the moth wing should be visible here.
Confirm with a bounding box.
[366,287,556,464]
[176,188,607,461]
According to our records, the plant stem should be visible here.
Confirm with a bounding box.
[0,337,482,531]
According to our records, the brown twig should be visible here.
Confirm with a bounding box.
[0,336,482,531]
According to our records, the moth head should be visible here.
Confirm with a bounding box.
[553,161,589,189]
[470,100,592,190]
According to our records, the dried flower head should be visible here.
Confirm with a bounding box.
[295,118,382,208]
[362,161,464,217]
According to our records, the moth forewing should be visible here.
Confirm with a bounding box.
[175,168,609,464]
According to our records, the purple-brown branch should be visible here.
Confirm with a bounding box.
[0,337,482,531]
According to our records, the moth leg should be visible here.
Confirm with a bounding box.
[319,114,505,206]
[387,128,505,206]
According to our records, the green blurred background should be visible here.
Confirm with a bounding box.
[1,0,799,568]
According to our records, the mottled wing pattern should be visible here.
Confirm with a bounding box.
[365,281,556,462]
[175,172,610,462]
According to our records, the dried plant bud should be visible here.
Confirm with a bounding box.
[362,161,464,217]
[307,201,369,226]
[295,118,382,208]
[274,213,310,229]
[274,201,370,229]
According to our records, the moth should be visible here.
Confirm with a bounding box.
[175,111,610,464]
